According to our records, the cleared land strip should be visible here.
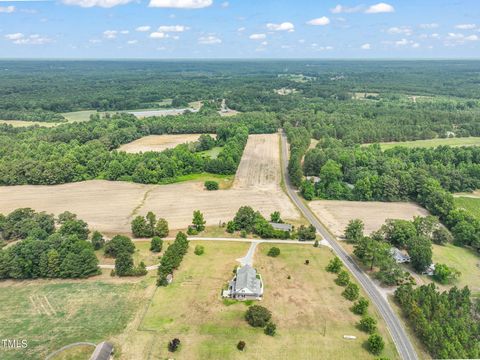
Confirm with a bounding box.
[118,134,214,153]
[280,132,417,360]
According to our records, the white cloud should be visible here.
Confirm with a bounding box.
[157,25,189,32]
[365,2,395,14]
[5,33,24,41]
[266,22,294,32]
[455,24,476,30]
[261,41,268,46]
[136,26,151,32]
[103,30,118,39]
[148,0,212,8]
[127,40,138,44]
[198,35,221,44]
[120,30,129,34]
[5,33,51,45]
[412,42,420,48]
[445,32,479,45]
[237,27,246,32]
[361,43,371,50]
[387,26,413,36]
[419,23,439,29]
[150,32,168,39]
[249,33,266,40]
[307,16,330,26]
[0,5,15,13]
[330,4,363,14]
[62,0,132,8]
[395,38,409,46]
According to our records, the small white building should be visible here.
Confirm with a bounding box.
[222,265,263,300]
[422,263,436,276]
[390,247,411,264]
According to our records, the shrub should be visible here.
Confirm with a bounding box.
[104,235,135,258]
[267,247,280,257]
[351,297,369,315]
[192,210,206,232]
[91,231,105,250]
[326,256,342,273]
[237,341,246,351]
[335,270,350,286]
[433,263,460,284]
[245,305,272,327]
[194,245,204,255]
[150,236,163,252]
[359,315,377,334]
[226,221,236,233]
[366,334,384,355]
[155,218,169,237]
[432,226,453,245]
[168,338,181,352]
[264,322,276,336]
[240,230,247,238]
[204,180,219,190]
[115,251,134,276]
[342,283,360,301]
[297,224,316,241]
[314,240,319,247]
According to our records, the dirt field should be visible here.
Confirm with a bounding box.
[128,241,398,360]
[0,134,300,234]
[233,134,281,191]
[309,200,429,237]
[118,134,209,153]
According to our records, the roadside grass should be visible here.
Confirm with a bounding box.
[376,137,480,150]
[454,196,480,219]
[0,281,146,360]
[138,241,398,360]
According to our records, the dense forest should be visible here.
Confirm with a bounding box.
[0,112,275,185]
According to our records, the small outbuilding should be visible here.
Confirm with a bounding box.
[269,222,293,232]
[89,342,114,360]
[390,247,410,264]
[422,263,436,276]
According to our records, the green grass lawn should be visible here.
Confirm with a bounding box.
[454,196,480,219]
[377,137,480,150]
[431,243,480,295]
[0,281,147,360]
[138,241,398,360]
[61,110,99,123]
[198,146,222,159]
[166,172,234,189]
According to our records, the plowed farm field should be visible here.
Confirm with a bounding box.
[0,134,300,234]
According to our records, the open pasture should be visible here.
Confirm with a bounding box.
[134,241,398,360]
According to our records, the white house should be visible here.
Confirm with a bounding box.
[222,265,263,300]
[390,247,411,264]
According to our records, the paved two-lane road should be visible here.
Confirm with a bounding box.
[280,131,418,360]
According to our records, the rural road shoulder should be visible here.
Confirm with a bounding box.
[280,131,418,360]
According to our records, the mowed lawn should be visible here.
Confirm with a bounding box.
[454,196,480,219]
[377,137,480,150]
[430,243,480,295]
[0,280,146,360]
[140,241,398,360]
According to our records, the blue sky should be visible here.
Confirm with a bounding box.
[0,0,479,58]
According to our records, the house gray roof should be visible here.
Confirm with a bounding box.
[235,265,261,293]
[390,247,410,262]
[269,222,293,231]
[89,342,114,360]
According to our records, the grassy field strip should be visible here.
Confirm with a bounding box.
[376,137,480,150]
